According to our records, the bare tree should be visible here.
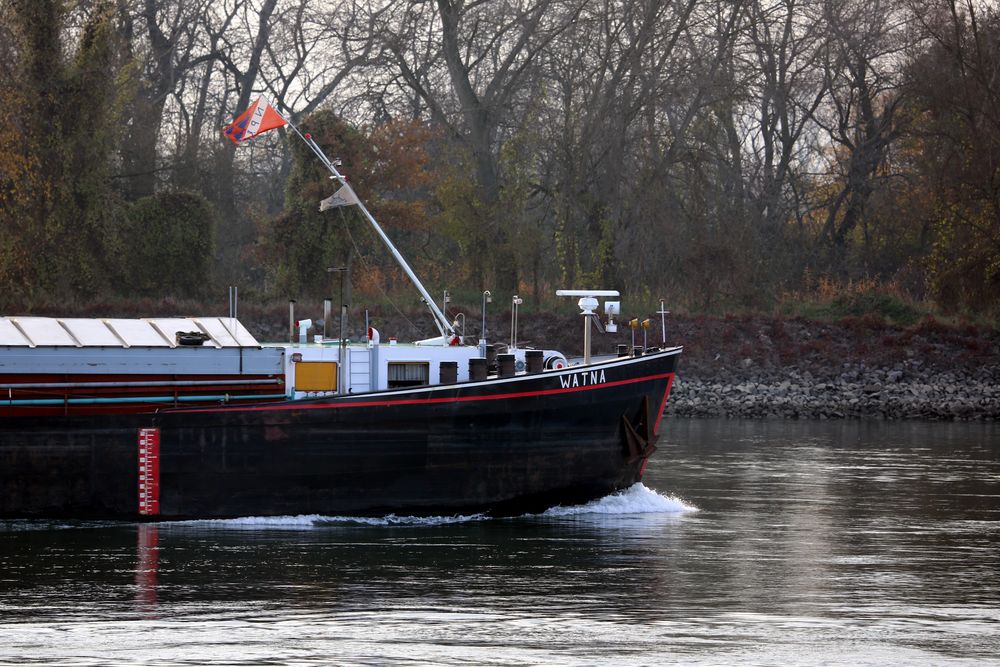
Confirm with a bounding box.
[744,0,827,239]
[213,0,280,216]
[263,0,384,120]
[118,0,218,200]
[814,0,910,273]
[380,0,584,291]
[903,0,1000,310]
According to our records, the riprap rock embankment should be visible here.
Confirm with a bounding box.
[654,314,1000,421]
[668,363,1000,420]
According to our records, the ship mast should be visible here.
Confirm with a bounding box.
[286,122,454,338]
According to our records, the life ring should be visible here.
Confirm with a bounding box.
[545,355,568,370]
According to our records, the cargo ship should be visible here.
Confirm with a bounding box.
[0,314,679,519]
[0,98,681,520]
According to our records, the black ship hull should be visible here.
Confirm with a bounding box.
[0,349,679,519]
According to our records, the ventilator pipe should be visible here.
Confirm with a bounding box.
[297,318,313,344]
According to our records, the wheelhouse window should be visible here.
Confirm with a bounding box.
[387,362,429,389]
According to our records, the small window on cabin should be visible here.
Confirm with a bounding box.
[387,362,429,388]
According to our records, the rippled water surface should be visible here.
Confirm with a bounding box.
[1,419,998,665]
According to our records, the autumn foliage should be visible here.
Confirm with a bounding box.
[0,0,998,323]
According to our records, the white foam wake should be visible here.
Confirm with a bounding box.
[314,513,488,527]
[166,512,487,529]
[154,484,694,530]
[539,483,697,517]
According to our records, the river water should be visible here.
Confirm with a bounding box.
[1,419,998,666]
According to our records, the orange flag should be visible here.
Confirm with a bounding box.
[223,97,287,144]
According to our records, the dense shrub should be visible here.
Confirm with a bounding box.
[118,192,217,298]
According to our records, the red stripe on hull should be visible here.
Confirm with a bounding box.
[653,374,675,436]
[178,371,676,414]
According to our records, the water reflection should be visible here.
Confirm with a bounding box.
[111,485,694,622]
[135,524,158,615]
[0,419,997,665]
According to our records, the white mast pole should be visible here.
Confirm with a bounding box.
[281,116,453,338]
[657,299,670,346]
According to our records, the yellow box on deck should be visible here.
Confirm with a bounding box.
[295,361,337,391]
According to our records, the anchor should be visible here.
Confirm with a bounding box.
[621,395,657,464]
